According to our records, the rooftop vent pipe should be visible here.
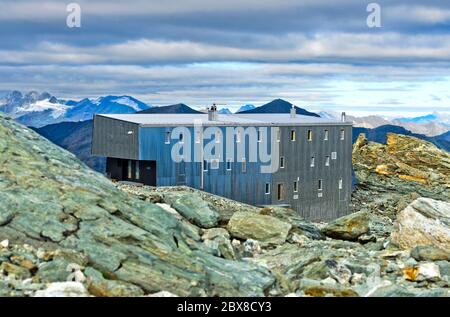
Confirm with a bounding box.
[290,105,296,118]
[341,112,346,122]
[208,104,218,121]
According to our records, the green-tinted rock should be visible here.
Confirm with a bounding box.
[298,279,358,297]
[227,212,292,246]
[411,245,450,262]
[84,267,144,297]
[202,228,235,260]
[164,193,220,228]
[322,211,370,241]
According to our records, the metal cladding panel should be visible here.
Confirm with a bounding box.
[139,126,273,206]
[92,115,139,160]
[271,125,352,221]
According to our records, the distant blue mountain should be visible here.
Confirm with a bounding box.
[65,95,151,121]
[218,108,232,114]
[353,125,449,152]
[0,91,152,127]
[395,114,438,124]
[138,103,201,114]
[236,104,255,113]
[32,120,105,172]
[238,99,320,117]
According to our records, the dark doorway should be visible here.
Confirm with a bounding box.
[106,158,156,186]
[140,161,156,186]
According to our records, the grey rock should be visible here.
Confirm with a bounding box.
[164,193,220,228]
[322,211,370,241]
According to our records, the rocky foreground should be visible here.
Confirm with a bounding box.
[0,113,449,297]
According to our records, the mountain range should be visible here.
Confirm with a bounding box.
[238,99,320,117]
[0,91,152,127]
[319,110,449,137]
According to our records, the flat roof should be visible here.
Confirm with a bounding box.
[97,113,352,127]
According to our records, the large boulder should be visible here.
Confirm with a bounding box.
[391,198,450,250]
[0,114,275,297]
[163,193,220,228]
[227,212,292,247]
[322,211,370,241]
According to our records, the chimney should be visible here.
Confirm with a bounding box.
[290,105,296,118]
[341,112,346,122]
[208,104,218,121]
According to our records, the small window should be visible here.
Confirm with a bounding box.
[293,181,298,193]
[290,129,296,141]
[215,130,221,143]
[280,156,285,168]
[265,183,270,195]
[318,179,323,191]
[325,156,330,166]
[339,178,343,190]
[128,160,132,179]
[276,129,281,142]
[179,161,186,176]
[331,152,337,160]
[277,183,285,201]
[257,130,262,142]
[203,160,208,172]
[226,159,232,171]
[179,133,184,143]
[135,161,140,179]
[324,129,329,141]
[242,158,246,173]
[310,156,315,167]
[340,129,345,140]
[165,131,171,144]
[211,159,219,170]
[236,130,242,143]
[307,130,313,141]
[195,130,201,143]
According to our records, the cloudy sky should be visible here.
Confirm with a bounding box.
[1,0,450,116]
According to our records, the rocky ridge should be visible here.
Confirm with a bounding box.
[0,115,449,297]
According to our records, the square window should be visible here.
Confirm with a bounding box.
[307,130,313,141]
[226,159,232,171]
[325,156,330,166]
[332,152,337,160]
[324,129,329,141]
[291,129,296,141]
[277,183,285,201]
[165,131,171,144]
[340,129,345,140]
[135,161,140,179]
[310,156,315,167]
[211,159,219,170]
[215,130,221,143]
[127,160,132,179]
[265,183,270,195]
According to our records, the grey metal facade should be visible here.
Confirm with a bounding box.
[92,115,139,160]
[92,114,353,221]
